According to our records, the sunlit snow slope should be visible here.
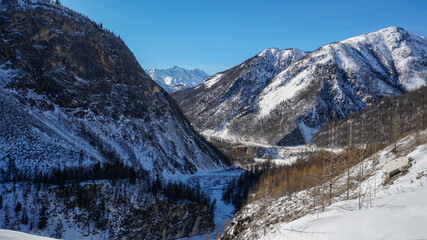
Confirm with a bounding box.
[259,140,427,240]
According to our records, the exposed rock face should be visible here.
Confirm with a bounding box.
[0,0,228,178]
[123,201,214,239]
[173,27,427,146]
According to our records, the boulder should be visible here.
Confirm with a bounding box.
[382,157,410,179]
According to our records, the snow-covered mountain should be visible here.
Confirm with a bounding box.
[0,1,228,239]
[173,27,427,146]
[146,66,209,92]
[0,0,228,180]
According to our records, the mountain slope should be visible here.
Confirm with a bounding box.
[173,48,306,140]
[312,86,427,147]
[173,27,427,146]
[0,0,228,180]
[0,1,228,239]
[146,66,209,92]
[221,132,427,240]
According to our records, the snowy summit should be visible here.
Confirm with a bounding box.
[146,66,209,92]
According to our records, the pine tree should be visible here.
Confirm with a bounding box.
[14,201,22,213]
[55,221,63,239]
[38,203,48,229]
[21,210,29,225]
[4,211,9,228]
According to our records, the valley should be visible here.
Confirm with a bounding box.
[179,167,244,240]
[0,0,426,239]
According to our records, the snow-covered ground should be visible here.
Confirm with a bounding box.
[259,139,427,240]
[0,230,56,240]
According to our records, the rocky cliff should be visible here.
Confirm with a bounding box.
[0,0,228,179]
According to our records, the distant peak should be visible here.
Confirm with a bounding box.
[382,26,406,33]
[257,47,306,59]
[340,26,414,46]
[375,26,409,37]
[258,48,280,56]
[146,66,209,92]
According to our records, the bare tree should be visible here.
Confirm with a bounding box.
[415,107,422,145]
[346,120,353,201]
[328,105,336,205]
[358,117,365,210]
[321,150,327,211]
[391,109,400,150]
[262,171,273,236]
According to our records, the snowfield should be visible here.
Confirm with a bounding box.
[0,230,56,240]
[258,139,427,240]
[261,188,427,240]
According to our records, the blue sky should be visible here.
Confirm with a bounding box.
[60,0,427,75]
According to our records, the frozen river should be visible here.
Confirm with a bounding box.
[180,166,245,239]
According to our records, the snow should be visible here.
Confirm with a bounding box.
[178,167,245,240]
[146,66,209,92]
[254,157,297,166]
[382,157,409,177]
[164,76,173,85]
[73,75,89,84]
[181,27,427,148]
[261,188,427,240]
[0,62,19,87]
[342,26,427,91]
[257,137,427,240]
[256,26,427,119]
[258,67,312,117]
[0,6,227,180]
[404,77,426,91]
[297,121,320,143]
[0,230,56,240]
[202,73,223,88]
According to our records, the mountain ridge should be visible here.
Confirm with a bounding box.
[172,26,427,146]
[146,66,209,92]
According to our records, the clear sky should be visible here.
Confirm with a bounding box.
[60,0,427,75]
